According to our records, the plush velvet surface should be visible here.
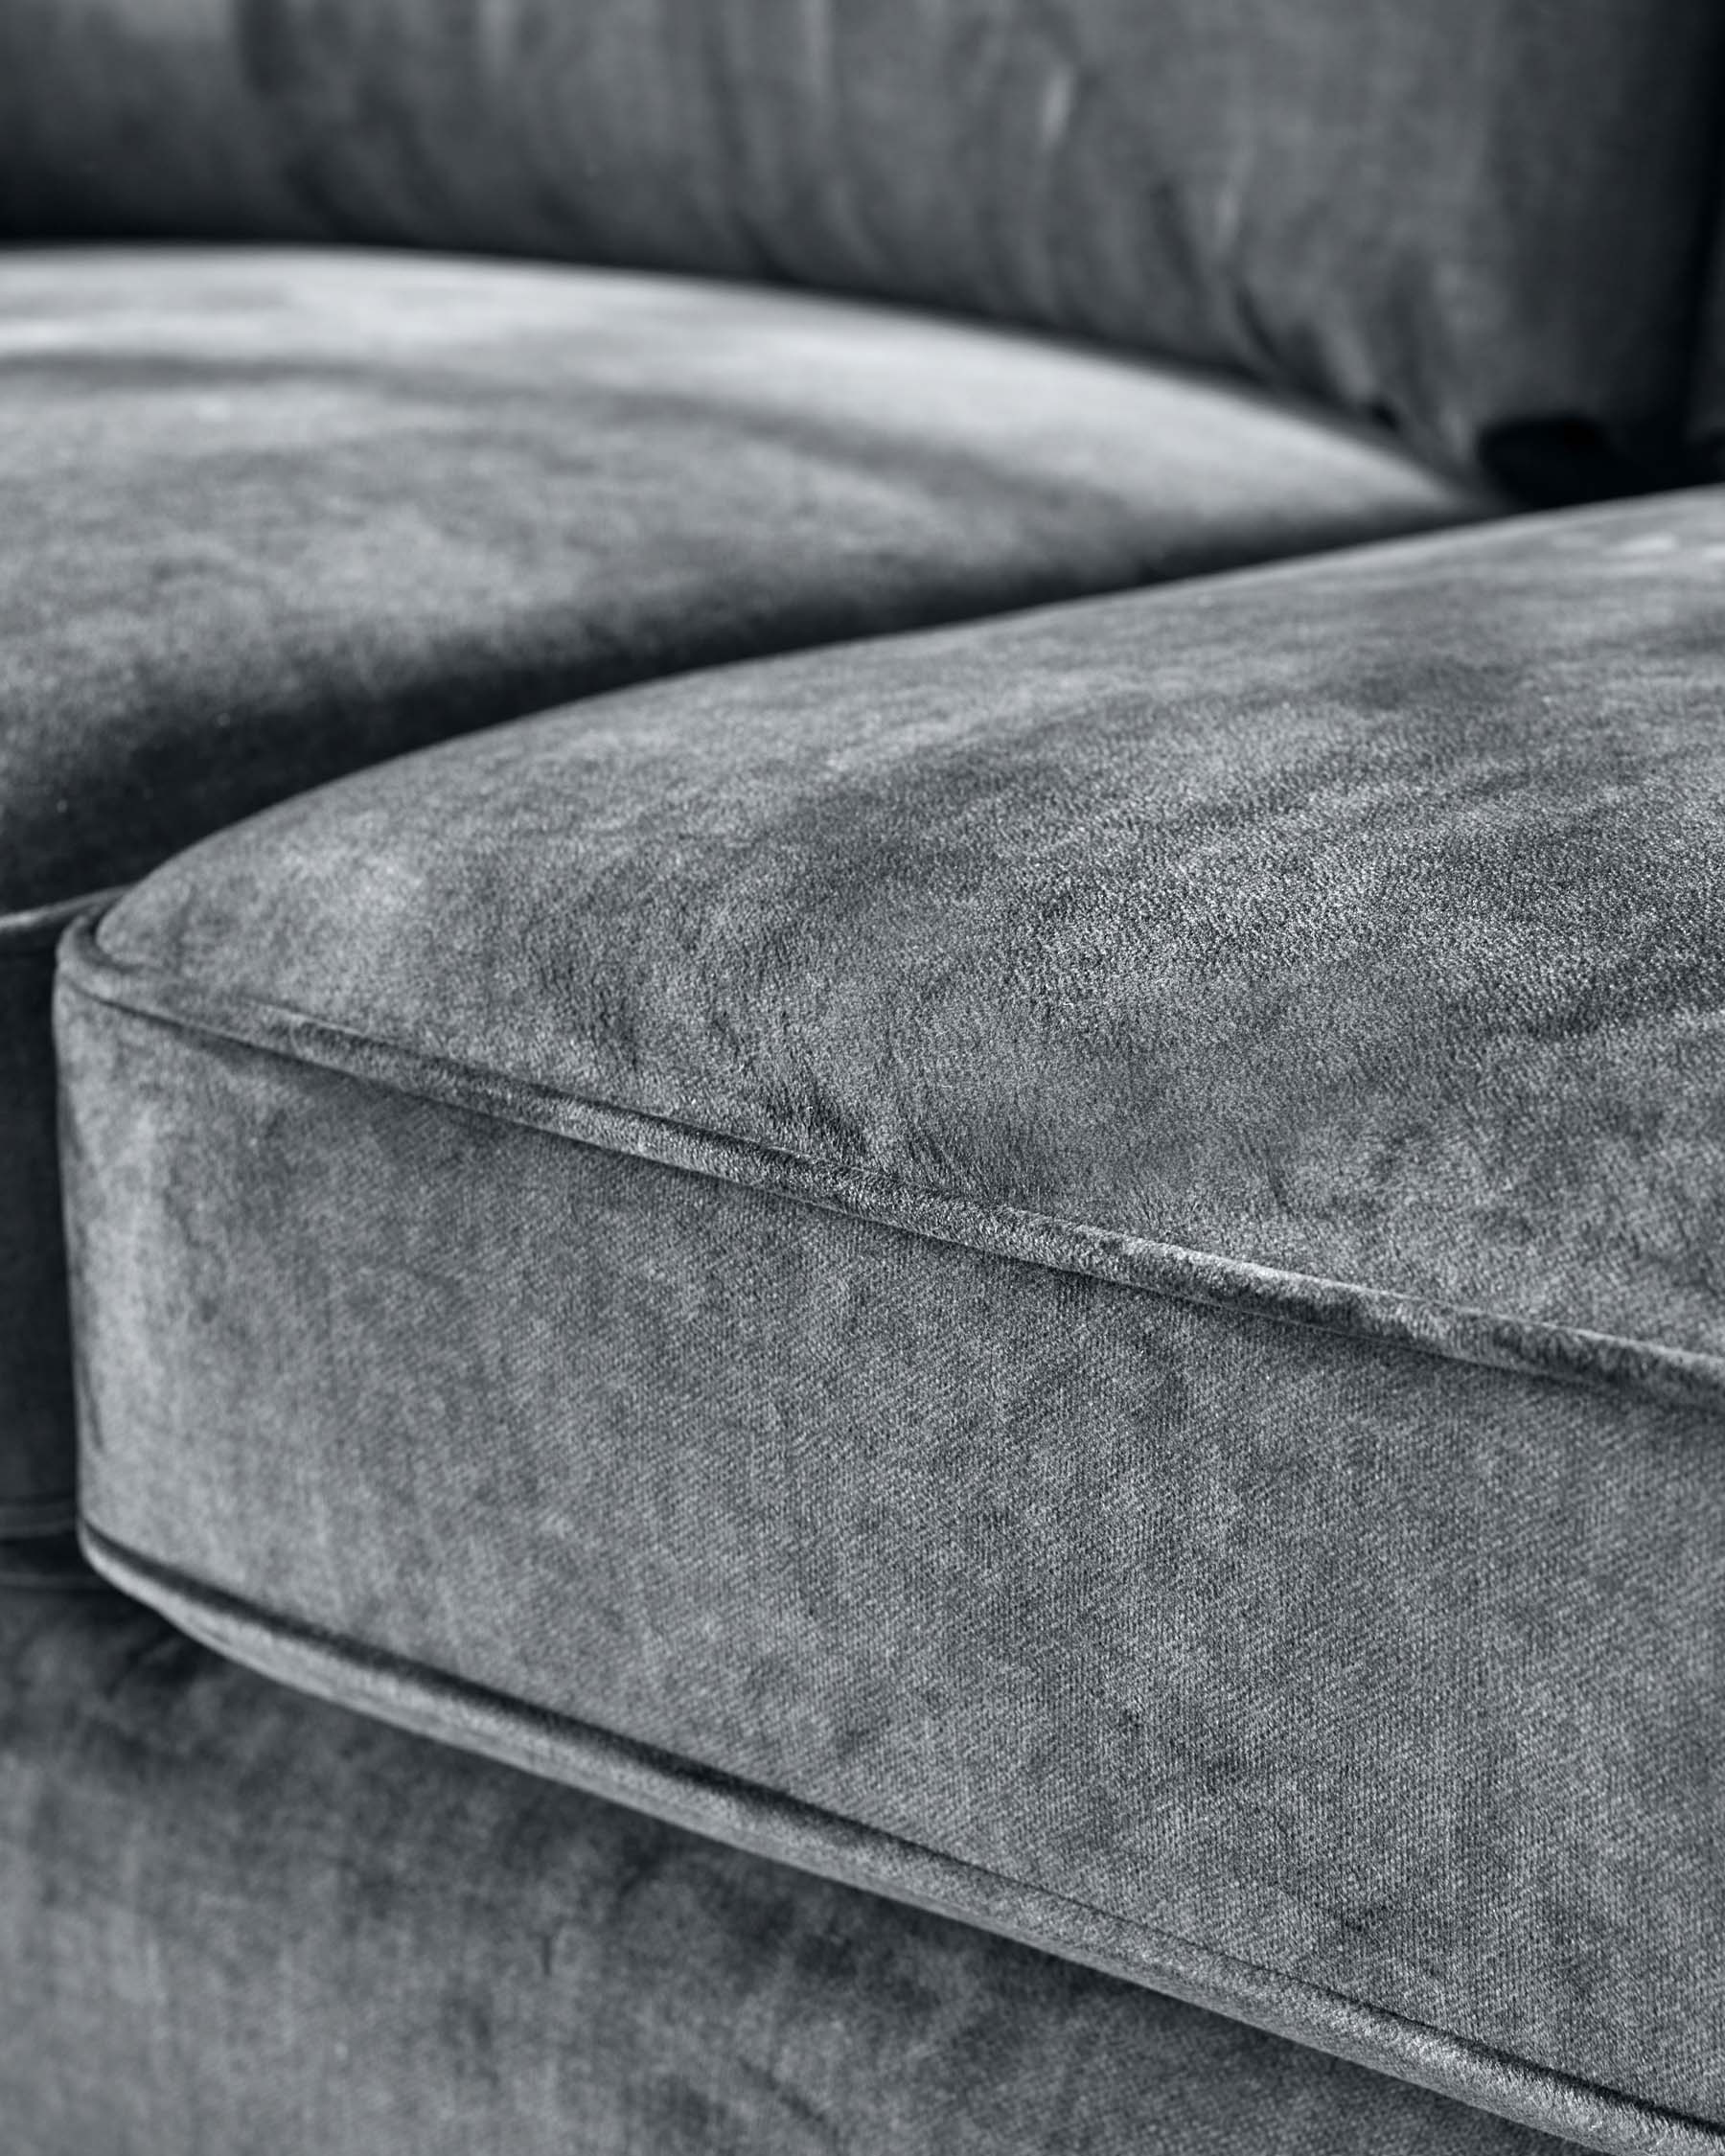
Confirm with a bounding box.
[0,1581,1586,2156]
[62,1033,1725,2151]
[0,243,1480,1534]
[4,2,1724,486]
[80,488,1725,1367]
[58,492,1725,2146]
[5,246,1481,915]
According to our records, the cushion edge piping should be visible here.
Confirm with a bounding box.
[1,884,130,958]
[78,1518,1725,2156]
[57,917,1725,1414]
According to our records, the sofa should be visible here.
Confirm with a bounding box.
[5,4,1725,2150]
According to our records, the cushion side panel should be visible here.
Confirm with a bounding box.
[3,1580,1588,2156]
[58,984,1725,2137]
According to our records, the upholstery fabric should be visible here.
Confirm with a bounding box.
[3,2,1724,489]
[0,1581,1584,2156]
[59,490,1725,2149]
[0,243,1482,1537]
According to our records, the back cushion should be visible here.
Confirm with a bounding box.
[3,0,1723,491]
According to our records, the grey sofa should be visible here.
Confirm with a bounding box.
[5,5,1725,2150]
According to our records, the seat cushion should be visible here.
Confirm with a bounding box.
[0,242,1484,1537]
[57,490,1725,2151]
[4,1,1724,491]
[0,1581,1578,2156]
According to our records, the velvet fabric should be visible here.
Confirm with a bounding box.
[59,491,1725,2148]
[0,243,1481,1536]
[6,246,1481,916]
[3,2,1724,489]
[0,1580,1587,2156]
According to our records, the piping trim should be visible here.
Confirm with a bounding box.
[80,1519,1725,2156]
[59,915,1725,1414]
